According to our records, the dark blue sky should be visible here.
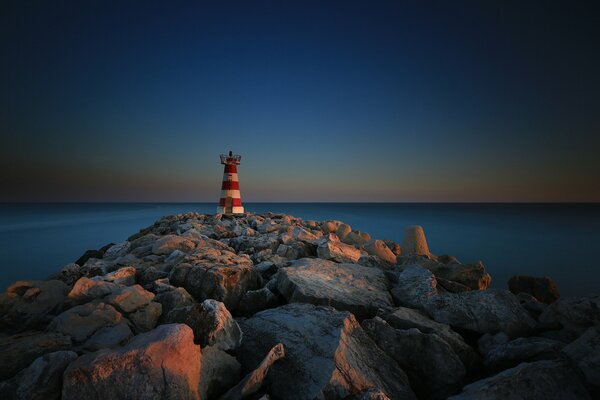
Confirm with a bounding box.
[1,1,599,202]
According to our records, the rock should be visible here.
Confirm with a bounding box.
[363,240,396,265]
[129,301,162,333]
[102,241,131,260]
[362,317,465,399]
[237,287,280,316]
[0,350,77,400]
[515,292,547,317]
[427,260,491,290]
[152,234,196,255]
[477,332,509,356]
[508,275,560,304]
[380,306,479,371]
[154,287,194,319]
[354,387,391,400]
[53,263,84,286]
[276,241,315,260]
[390,265,438,310]
[106,284,155,314]
[48,302,123,343]
[562,327,600,394]
[276,258,393,320]
[238,303,416,400]
[538,294,600,340]
[62,324,201,400]
[320,220,342,234]
[0,331,72,380]
[0,280,69,332]
[103,266,137,286]
[165,299,241,351]
[75,250,105,267]
[425,289,537,338]
[436,277,471,293]
[199,345,241,400]
[317,237,362,263]
[138,267,168,286]
[220,343,285,400]
[336,223,352,240]
[342,230,371,247]
[482,337,564,373]
[82,321,133,351]
[67,277,121,304]
[383,240,401,256]
[402,225,430,255]
[290,226,319,242]
[448,360,591,400]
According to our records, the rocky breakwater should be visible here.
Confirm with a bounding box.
[0,212,598,400]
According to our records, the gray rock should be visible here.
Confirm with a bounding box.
[165,299,241,351]
[538,294,600,340]
[48,302,123,343]
[336,223,352,240]
[0,331,72,380]
[562,327,600,395]
[62,324,201,400]
[276,258,393,320]
[138,267,168,286]
[238,303,416,400]
[129,301,162,333]
[82,321,133,351]
[152,234,196,255]
[483,337,564,373]
[317,236,362,263]
[448,360,591,400]
[199,345,241,400]
[102,241,131,260]
[508,275,560,304]
[390,265,438,310]
[237,287,280,316]
[154,287,194,320]
[426,260,491,290]
[0,350,77,400]
[67,277,121,304]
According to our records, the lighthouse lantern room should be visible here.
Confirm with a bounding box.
[217,151,244,215]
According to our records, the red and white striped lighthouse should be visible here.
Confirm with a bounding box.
[217,150,244,215]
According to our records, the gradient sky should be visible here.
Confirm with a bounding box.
[1,1,599,202]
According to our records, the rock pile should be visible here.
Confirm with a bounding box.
[0,212,597,399]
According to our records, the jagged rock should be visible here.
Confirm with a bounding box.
[380,306,479,371]
[482,337,564,373]
[229,234,280,254]
[53,263,84,286]
[508,275,560,304]
[363,240,396,265]
[317,236,362,263]
[154,287,194,319]
[320,220,342,234]
[48,302,123,343]
[152,234,195,255]
[238,303,416,400]
[220,343,285,400]
[106,284,155,314]
[562,327,600,394]
[199,345,241,400]
[402,225,430,255]
[62,324,201,400]
[103,266,137,286]
[342,230,371,247]
[0,280,69,332]
[102,242,131,260]
[276,258,393,320]
[336,223,352,240]
[290,226,319,242]
[82,321,133,351]
[538,294,600,340]
[390,265,438,310]
[129,301,162,333]
[362,317,465,399]
[0,331,72,380]
[0,350,77,400]
[237,287,280,316]
[516,292,547,317]
[448,360,591,399]
[276,241,315,260]
[165,299,241,351]
[138,267,168,286]
[436,277,471,293]
[383,240,401,256]
[426,260,491,290]
[67,277,121,304]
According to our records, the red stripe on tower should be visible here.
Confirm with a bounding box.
[217,151,244,215]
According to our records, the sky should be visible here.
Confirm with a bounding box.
[1,1,599,202]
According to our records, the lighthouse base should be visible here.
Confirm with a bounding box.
[216,206,244,215]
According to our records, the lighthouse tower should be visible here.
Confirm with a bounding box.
[217,151,244,215]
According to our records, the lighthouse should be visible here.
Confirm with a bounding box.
[217,151,244,215]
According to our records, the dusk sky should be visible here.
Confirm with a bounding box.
[1,1,599,202]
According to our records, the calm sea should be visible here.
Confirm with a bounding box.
[0,203,598,297]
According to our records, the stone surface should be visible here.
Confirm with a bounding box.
[152,234,196,255]
[48,302,123,343]
[362,317,465,400]
[106,284,155,313]
[562,327,600,394]
[427,261,491,290]
[0,350,77,400]
[82,321,133,351]
[0,331,72,380]
[103,266,137,286]
[238,303,416,400]
[198,345,241,400]
[237,286,280,316]
[508,275,560,304]
[448,360,591,400]
[62,324,201,400]
[538,294,600,340]
[67,277,120,304]
[390,265,438,310]
[317,236,362,263]
[482,337,564,373]
[276,258,393,320]
[402,225,430,255]
[165,299,241,351]
[342,230,372,247]
[154,287,194,320]
[129,301,162,333]
[363,240,397,265]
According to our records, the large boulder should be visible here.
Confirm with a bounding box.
[67,277,121,304]
[402,225,430,255]
[0,350,77,400]
[0,280,69,332]
[538,294,600,340]
[562,327,600,395]
[508,275,560,304]
[238,303,416,400]
[82,321,133,351]
[164,299,241,351]
[363,240,396,265]
[198,345,241,400]
[317,235,362,263]
[152,234,196,255]
[237,287,280,316]
[48,302,123,344]
[482,337,564,373]
[154,287,194,320]
[362,317,465,399]
[129,301,162,333]
[62,324,201,400]
[427,260,491,290]
[342,230,371,247]
[0,331,72,380]
[276,258,393,320]
[448,360,591,399]
[106,284,155,314]
[390,265,438,310]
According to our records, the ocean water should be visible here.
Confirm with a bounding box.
[0,203,598,297]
